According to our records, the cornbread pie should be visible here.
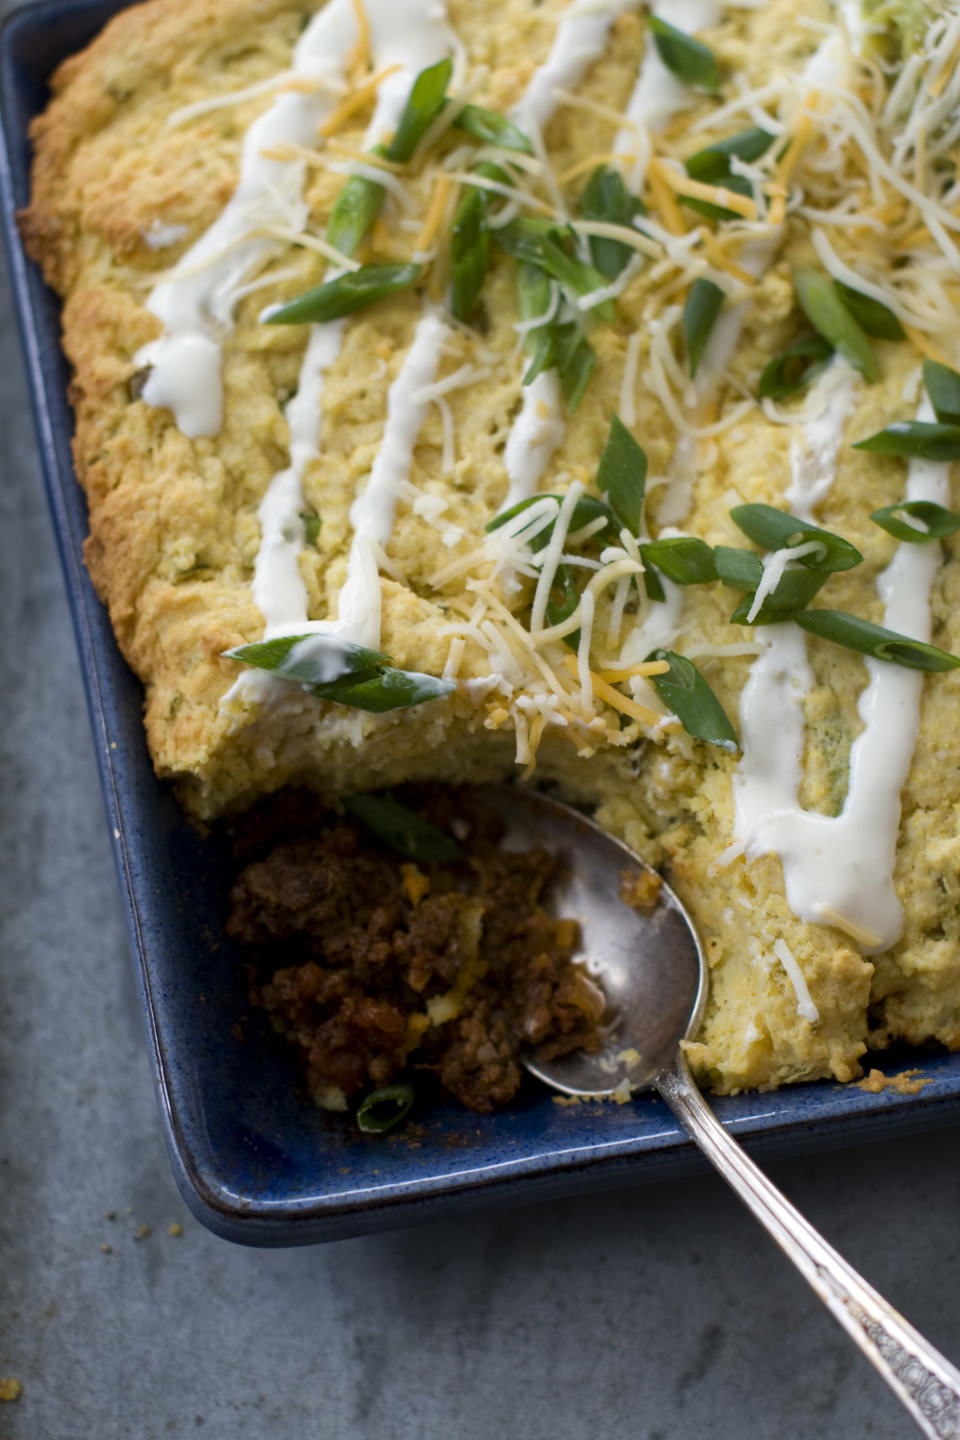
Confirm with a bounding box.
[20,0,960,1098]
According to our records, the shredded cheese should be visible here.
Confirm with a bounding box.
[318,63,402,137]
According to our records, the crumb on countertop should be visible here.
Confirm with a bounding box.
[168,1223,183,1237]
[0,1379,23,1403]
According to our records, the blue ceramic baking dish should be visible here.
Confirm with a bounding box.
[3,0,960,1248]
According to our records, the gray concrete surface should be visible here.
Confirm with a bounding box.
[2,12,960,1433]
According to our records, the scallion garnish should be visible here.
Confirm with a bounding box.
[728,568,826,625]
[326,159,388,258]
[832,281,905,341]
[683,278,725,378]
[646,649,739,751]
[554,324,597,413]
[730,504,863,572]
[715,545,827,621]
[539,231,615,323]
[685,128,776,181]
[714,544,763,591]
[648,16,720,94]
[546,564,582,649]
[794,609,960,671]
[342,792,465,862]
[485,493,613,551]
[594,415,647,536]
[325,60,452,257]
[300,511,321,547]
[515,261,557,386]
[681,129,774,221]
[579,166,645,279]
[453,103,532,154]
[224,633,454,712]
[922,358,960,426]
[641,536,717,585]
[871,501,960,543]
[852,421,960,461]
[793,267,878,383]
[756,334,834,400]
[356,1083,416,1134]
[385,58,453,163]
[450,163,505,322]
[265,263,421,325]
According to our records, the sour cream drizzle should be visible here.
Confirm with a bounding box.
[239,0,453,669]
[135,0,360,437]
[734,393,949,954]
[501,0,715,512]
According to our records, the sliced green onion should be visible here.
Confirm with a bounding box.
[595,415,647,536]
[450,163,506,322]
[681,130,774,220]
[311,666,455,712]
[683,278,725,378]
[495,217,556,265]
[342,792,465,862]
[714,545,763,591]
[265,263,421,325]
[644,567,666,603]
[641,536,717,585]
[326,159,387,257]
[793,267,878,383]
[324,59,452,256]
[385,58,453,163]
[794,609,960,671]
[678,172,753,223]
[730,504,863,572]
[833,280,905,340]
[485,493,613,551]
[224,633,454,712]
[922,358,960,426]
[646,649,738,750]
[871,501,960,542]
[648,16,720,94]
[728,567,826,625]
[685,127,776,181]
[852,421,960,460]
[356,1083,416,1134]
[225,633,387,682]
[515,260,556,386]
[300,511,321,547]
[579,166,645,280]
[546,563,582,650]
[453,103,532,153]
[757,333,834,400]
[540,231,615,323]
[554,325,597,413]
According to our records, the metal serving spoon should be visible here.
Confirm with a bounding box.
[488,786,960,1439]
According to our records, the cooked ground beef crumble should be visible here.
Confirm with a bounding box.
[226,790,604,1117]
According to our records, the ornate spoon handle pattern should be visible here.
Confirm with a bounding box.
[658,1051,960,1440]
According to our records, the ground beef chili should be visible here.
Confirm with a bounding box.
[226,789,604,1121]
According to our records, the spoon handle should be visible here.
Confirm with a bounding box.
[657,1050,960,1439]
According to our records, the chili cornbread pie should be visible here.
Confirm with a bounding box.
[21,0,960,1096]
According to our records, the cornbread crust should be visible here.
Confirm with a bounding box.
[21,0,960,1094]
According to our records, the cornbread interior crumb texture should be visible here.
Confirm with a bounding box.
[21,0,960,1095]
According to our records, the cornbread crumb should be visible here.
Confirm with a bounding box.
[0,1379,23,1403]
[168,1222,184,1237]
[619,869,662,913]
[134,1224,152,1241]
[854,1068,931,1096]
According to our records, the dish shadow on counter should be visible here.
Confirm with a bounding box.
[2,0,960,1247]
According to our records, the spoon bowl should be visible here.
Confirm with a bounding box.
[485,785,960,1440]
[480,784,707,1095]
